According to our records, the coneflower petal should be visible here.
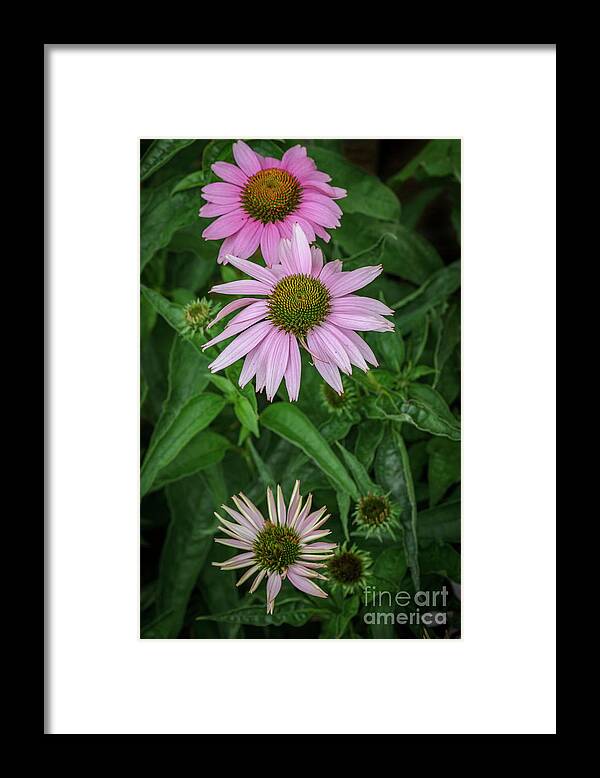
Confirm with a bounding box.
[290,223,312,275]
[213,551,255,568]
[211,161,249,187]
[236,564,261,586]
[249,568,267,594]
[276,485,287,526]
[210,279,272,297]
[223,255,278,286]
[232,495,264,529]
[284,335,301,402]
[266,487,277,524]
[215,538,253,550]
[266,573,282,611]
[207,321,273,373]
[208,298,258,329]
[232,140,262,177]
[265,329,290,401]
[323,265,383,298]
[287,570,328,598]
[327,312,394,332]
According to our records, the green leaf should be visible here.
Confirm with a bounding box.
[260,403,358,499]
[209,373,236,398]
[196,596,318,627]
[335,442,377,495]
[375,427,420,588]
[366,575,397,638]
[417,501,460,542]
[146,336,211,444]
[388,139,461,185]
[401,383,461,441]
[319,413,358,443]
[307,147,400,221]
[354,421,385,470]
[140,294,157,341]
[373,546,408,589]
[171,169,208,195]
[140,337,223,495]
[336,490,351,541]
[140,139,195,182]
[143,469,225,638]
[246,439,276,489]
[140,179,201,271]
[427,437,461,506]
[226,364,260,437]
[320,594,360,638]
[202,139,234,173]
[198,566,241,639]
[336,214,443,285]
[409,365,437,380]
[433,303,460,389]
[406,314,430,366]
[419,542,461,582]
[209,368,260,438]
[392,262,461,329]
[140,375,148,408]
[151,431,230,493]
[376,329,405,373]
[234,395,259,437]
[141,393,225,496]
[141,318,174,423]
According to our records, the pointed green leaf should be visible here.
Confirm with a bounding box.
[373,546,408,589]
[141,139,195,182]
[140,179,201,271]
[336,489,351,540]
[151,431,230,493]
[260,403,358,499]
[320,595,360,639]
[143,468,225,638]
[417,500,460,542]
[196,596,318,627]
[392,262,461,328]
[141,337,224,496]
[335,442,377,495]
[402,383,461,441]
[427,437,461,506]
[336,214,443,285]
[387,139,461,186]
[375,427,420,588]
[419,542,461,582]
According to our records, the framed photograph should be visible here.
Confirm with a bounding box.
[46,44,556,735]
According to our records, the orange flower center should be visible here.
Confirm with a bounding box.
[241,168,301,223]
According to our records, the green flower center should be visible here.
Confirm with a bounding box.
[322,384,346,407]
[184,298,211,328]
[329,552,363,584]
[253,522,301,574]
[241,168,301,223]
[268,274,331,338]
[358,494,391,526]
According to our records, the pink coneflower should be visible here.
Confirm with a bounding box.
[213,481,336,614]
[199,141,347,265]
[202,224,394,401]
